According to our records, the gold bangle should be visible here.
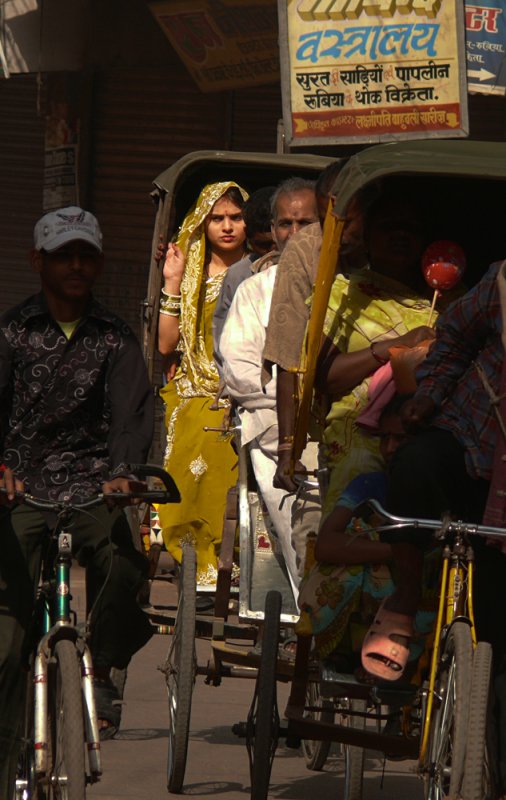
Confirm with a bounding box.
[160,293,181,314]
[161,288,181,300]
[279,434,294,443]
[159,308,180,317]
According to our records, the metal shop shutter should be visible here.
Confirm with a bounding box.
[0,75,46,313]
[89,67,229,339]
[468,93,506,142]
[229,82,282,153]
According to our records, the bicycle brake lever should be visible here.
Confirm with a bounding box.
[127,464,181,503]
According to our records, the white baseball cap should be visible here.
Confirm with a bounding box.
[34,206,103,253]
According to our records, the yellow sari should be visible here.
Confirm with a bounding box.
[321,267,436,515]
[158,182,248,585]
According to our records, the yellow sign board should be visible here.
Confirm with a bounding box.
[150,0,280,92]
[279,0,469,145]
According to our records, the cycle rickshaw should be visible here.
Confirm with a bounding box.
[141,149,336,793]
[245,139,506,800]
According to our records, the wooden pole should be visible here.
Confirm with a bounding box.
[292,203,345,464]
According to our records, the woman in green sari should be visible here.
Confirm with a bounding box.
[157,182,248,585]
[316,188,449,516]
[295,188,449,660]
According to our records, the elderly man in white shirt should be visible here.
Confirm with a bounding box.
[219,177,320,599]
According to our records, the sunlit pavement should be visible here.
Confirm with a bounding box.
[77,564,423,800]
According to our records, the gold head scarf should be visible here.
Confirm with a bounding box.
[176,181,249,396]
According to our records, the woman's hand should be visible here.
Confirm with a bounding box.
[368,325,435,365]
[163,243,185,287]
[392,325,435,349]
[155,235,167,263]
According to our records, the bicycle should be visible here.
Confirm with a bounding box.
[250,500,504,800]
[364,500,497,800]
[13,463,180,800]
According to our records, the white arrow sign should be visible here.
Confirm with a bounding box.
[467,67,496,82]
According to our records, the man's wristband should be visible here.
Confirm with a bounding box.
[277,443,293,452]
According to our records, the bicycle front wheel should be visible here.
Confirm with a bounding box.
[165,543,197,794]
[248,590,281,800]
[462,641,496,800]
[423,620,472,800]
[45,639,86,800]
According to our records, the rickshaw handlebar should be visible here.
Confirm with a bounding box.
[364,498,506,539]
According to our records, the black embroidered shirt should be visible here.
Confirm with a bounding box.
[0,293,154,500]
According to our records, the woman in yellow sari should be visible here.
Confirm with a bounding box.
[157,182,248,585]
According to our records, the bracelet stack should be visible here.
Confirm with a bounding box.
[159,287,181,317]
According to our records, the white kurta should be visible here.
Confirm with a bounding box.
[220,267,300,596]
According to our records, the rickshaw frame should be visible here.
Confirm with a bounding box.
[252,137,506,800]
[141,149,335,794]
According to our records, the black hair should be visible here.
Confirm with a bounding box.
[243,186,276,237]
[219,186,247,210]
[315,159,349,199]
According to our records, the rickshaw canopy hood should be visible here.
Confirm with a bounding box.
[332,140,506,215]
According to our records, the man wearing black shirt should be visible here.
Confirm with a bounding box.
[0,207,154,795]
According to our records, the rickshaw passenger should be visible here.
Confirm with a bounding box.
[315,187,441,517]
[262,159,365,498]
[297,395,439,668]
[219,177,319,598]
[363,260,506,795]
[156,182,248,586]
[293,186,445,657]
[213,186,276,375]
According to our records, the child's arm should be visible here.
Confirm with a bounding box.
[315,505,393,565]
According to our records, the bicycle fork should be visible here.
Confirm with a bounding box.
[33,530,102,780]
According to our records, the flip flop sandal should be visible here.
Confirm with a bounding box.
[94,676,122,741]
[361,603,413,682]
[278,636,298,663]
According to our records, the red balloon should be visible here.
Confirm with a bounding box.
[421,240,466,291]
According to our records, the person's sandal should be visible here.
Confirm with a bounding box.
[361,603,413,681]
[94,676,122,741]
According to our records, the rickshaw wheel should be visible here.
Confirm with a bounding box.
[423,620,472,800]
[301,680,333,771]
[339,698,366,800]
[462,641,497,800]
[165,543,197,794]
[247,590,281,800]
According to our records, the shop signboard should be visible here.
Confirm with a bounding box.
[279,0,469,146]
[466,1,506,95]
[150,0,279,92]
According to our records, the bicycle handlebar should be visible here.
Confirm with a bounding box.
[363,498,506,540]
[1,463,180,512]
